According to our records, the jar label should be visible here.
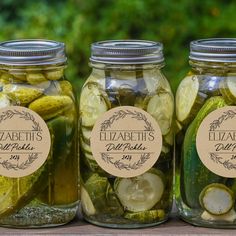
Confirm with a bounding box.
[0,106,51,178]
[90,106,162,177]
[196,106,236,178]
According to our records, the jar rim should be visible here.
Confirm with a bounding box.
[190,38,236,62]
[90,40,164,64]
[0,39,67,66]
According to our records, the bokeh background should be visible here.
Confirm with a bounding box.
[1,0,236,93]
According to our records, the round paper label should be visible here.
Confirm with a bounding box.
[90,106,162,178]
[0,106,51,178]
[196,106,236,178]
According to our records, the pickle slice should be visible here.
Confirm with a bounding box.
[114,169,165,212]
[199,183,234,215]
[176,75,207,125]
[80,82,110,127]
[0,93,10,108]
[147,92,174,135]
[3,84,43,105]
[201,209,236,222]
[124,209,165,223]
[83,174,123,215]
[81,186,96,216]
[220,76,236,104]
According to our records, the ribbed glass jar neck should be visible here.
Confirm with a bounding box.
[189,59,236,74]
[90,62,164,71]
[0,63,66,72]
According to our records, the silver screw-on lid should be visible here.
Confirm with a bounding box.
[0,39,66,66]
[190,38,236,62]
[90,40,164,64]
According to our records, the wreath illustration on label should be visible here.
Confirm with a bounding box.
[0,109,42,171]
[101,153,151,171]
[208,108,236,171]
[0,153,39,171]
[210,153,236,170]
[100,109,154,131]
[209,109,236,131]
[98,108,155,171]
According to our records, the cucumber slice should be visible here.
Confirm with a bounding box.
[114,168,165,212]
[0,93,10,108]
[124,209,165,223]
[83,174,123,215]
[80,137,92,154]
[220,76,236,104]
[81,127,92,145]
[199,183,234,215]
[176,75,207,125]
[147,92,174,135]
[81,186,96,216]
[80,82,110,127]
[201,209,236,222]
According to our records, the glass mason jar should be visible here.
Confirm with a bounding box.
[79,40,174,228]
[0,40,78,227]
[176,38,236,228]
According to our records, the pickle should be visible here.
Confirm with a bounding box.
[45,69,64,80]
[181,96,227,208]
[199,183,234,216]
[59,80,73,97]
[81,186,96,216]
[80,82,110,127]
[0,160,50,218]
[176,75,207,125]
[201,209,236,222]
[29,95,73,120]
[83,174,123,216]
[220,76,236,104]
[114,169,165,212]
[0,93,10,108]
[147,92,174,135]
[124,209,165,223]
[198,75,222,96]
[27,73,50,89]
[38,115,77,205]
[3,84,43,105]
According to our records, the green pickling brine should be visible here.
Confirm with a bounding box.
[79,40,174,228]
[176,39,236,228]
[0,40,78,227]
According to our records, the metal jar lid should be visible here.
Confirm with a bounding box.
[190,38,236,62]
[90,40,164,64]
[0,39,66,66]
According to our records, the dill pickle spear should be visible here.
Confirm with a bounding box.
[0,161,50,218]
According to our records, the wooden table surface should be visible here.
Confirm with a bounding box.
[0,210,236,235]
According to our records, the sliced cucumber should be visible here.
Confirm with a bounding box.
[114,168,165,212]
[220,76,236,104]
[81,127,92,144]
[83,174,123,215]
[201,209,236,222]
[164,129,174,146]
[147,92,174,135]
[124,209,165,223]
[176,75,207,125]
[199,183,234,215]
[81,186,96,216]
[80,82,110,127]
[0,93,10,108]
[80,136,92,154]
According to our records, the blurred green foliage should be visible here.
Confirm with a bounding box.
[1,0,236,93]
